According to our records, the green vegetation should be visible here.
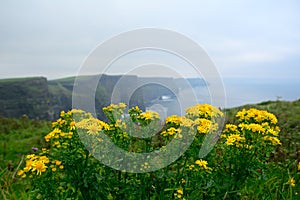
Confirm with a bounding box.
[0,116,51,199]
[1,99,299,199]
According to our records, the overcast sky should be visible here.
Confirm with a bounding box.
[0,0,299,80]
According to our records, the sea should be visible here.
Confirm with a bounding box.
[196,78,300,108]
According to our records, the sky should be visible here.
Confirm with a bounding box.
[0,0,300,80]
[0,1,299,177]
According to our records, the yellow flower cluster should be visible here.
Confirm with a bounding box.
[186,104,223,119]
[222,108,281,148]
[195,159,212,171]
[140,162,150,171]
[188,164,196,171]
[166,115,181,125]
[48,109,88,143]
[128,105,142,115]
[223,124,239,134]
[174,189,185,199]
[76,117,110,135]
[102,103,126,112]
[238,123,265,134]
[194,118,218,134]
[50,160,64,172]
[178,116,195,127]
[236,108,278,124]
[18,154,63,178]
[138,110,160,121]
[180,178,186,184]
[263,136,282,145]
[224,134,246,146]
[287,177,296,187]
[161,127,181,137]
[115,119,127,129]
[45,128,73,142]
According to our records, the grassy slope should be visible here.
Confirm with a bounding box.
[0,116,51,199]
[0,117,51,170]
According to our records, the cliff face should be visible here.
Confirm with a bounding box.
[0,77,50,120]
[0,75,204,120]
[0,76,110,120]
[0,75,143,120]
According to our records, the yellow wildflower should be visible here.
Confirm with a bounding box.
[99,121,110,131]
[225,137,236,146]
[138,111,160,121]
[141,162,150,170]
[115,119,127,129]
[188,164,195,171]
[180,178,186,184]
[186,104,223,119]
[26,154,36,160]
[179,116,195,127]
[166,115,181,125]
[287,177,295,187]
[228,134,245,143]
[59,119,66,125]
[68,132,73,139]
[24,159,34,172]
[239,123,265,133]
[223,124,239,134]
[70,120,76,130]
[174,132,183,139]
[161,127,180,137]
[17,170,27,178]
[55,160,62,166]
[31,160,48,175]
[264,136,281,145]
[244,144,252,149]
[45,128,62,142]
[174,189,184,199]
[87,123,102,135]
[195,159,212,170]
[17,170,25,176]
[103,103,126,112]
[70,109,84,114]
[77,117,111,133]
[54,141,61,148]
[236,108,278,124]
[60,111,65,117]
[195,118,218,134]
[39,156,50,164]
[267,128,279,136]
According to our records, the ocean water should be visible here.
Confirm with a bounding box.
[144,78,300,118]
[203,78,300,108]
[176,78,300,109]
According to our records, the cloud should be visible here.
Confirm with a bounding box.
[0,0,299,80]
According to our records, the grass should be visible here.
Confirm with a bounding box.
[1,99,300,199]
[0,77,45,83]
[0,116,51,170]
[0,116,51,200]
